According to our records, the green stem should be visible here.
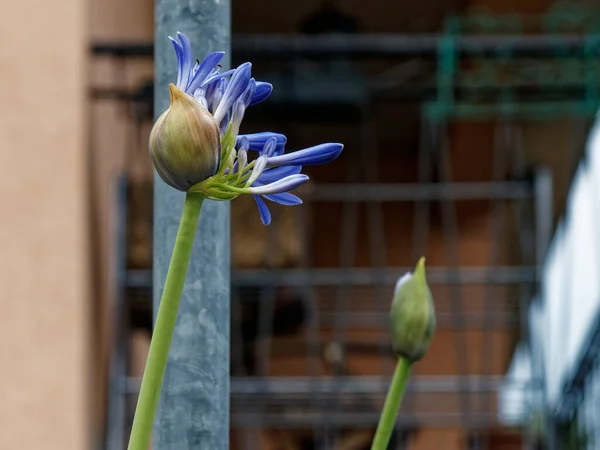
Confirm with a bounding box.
[127,192,205,450]
[371,357,412,450]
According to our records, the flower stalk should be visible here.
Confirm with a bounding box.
[127,192,205,450]
[370,357,412,450]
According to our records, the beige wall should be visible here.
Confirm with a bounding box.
[0,0,89,448]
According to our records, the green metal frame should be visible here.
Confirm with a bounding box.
[426,2,600,121]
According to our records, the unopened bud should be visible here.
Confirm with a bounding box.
[149,84,221,191]
[390,257,436,362]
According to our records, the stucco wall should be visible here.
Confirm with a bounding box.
[0,0,90,447]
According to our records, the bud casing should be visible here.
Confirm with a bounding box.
[390,257,436,362]
[149,84,221,191]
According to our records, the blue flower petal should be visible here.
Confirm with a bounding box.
[237,132,287,155]
[240,78,256,107]
[263,137,278,157]
[191,60,200,79]
[176,32,194,93]
[253,195,272,225]
[209,78,227,115]
[257,165,303,183]
[237,136,250,151]
[169,37,185,89]
[201,69,234,88]
[186,51,225,93]
[262,192,303,206]
[248,174,309,195]
[213,62,252,123]
[250,82,273,106]
[266,143,343,167]
[204,81,219,113]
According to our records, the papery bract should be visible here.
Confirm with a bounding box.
[150,84,221,191]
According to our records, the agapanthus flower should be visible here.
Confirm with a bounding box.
[149,32,344,225]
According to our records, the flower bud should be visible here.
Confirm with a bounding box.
[149,84,221,191]
[390,257,436,362]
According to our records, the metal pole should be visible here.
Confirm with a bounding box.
[153,1,230,448]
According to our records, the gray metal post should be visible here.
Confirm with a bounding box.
[534,166,553,267]
[533,166,556,450]
[153,2,231,449]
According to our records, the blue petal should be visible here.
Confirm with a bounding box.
[253,195,272,225]
[263,137,278,157]
[262,192,303,205]
[237,132,287,155]
[176,32,194,93]
[266,143,343,167]
[238,136,250,151]
[186,51,225,93]
[169,37,185,89]
[210,78,227,115]
[240,78,256,107]
[257,165,303,183]
[201,69,234,88]
[250,82,273,106]
[204,81,219,112]
[230,99,246,134]
[191,61,199,79]
[248,174,309,195]
[213,62,252,123]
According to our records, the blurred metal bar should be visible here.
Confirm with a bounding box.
[230,376,534,394]
[480,123,509,421]
[124,375,541,395]
[89,86,600,105]
[230,412,498,428]
[105,176,129,450]
[91,42,153,57]
[230,266,537,286]
[234,34,596,58]
[127,266,537,288]
[152,0,231,448]
[329,147,360,445]
[534,166,554,266]
[91,34,599,58]
[319,311,518,328]
[435,119,472,425]
[306,181,533,201]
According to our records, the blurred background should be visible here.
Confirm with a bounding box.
[6,0,600,449]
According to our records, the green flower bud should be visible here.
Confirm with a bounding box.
[390,257,436,362]
[149,84,221,191]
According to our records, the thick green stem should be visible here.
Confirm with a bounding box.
[127,192,205,450]
[371,357,412,450]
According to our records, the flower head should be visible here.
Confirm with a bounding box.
[389,257,436,362]
[150,32,344,224]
